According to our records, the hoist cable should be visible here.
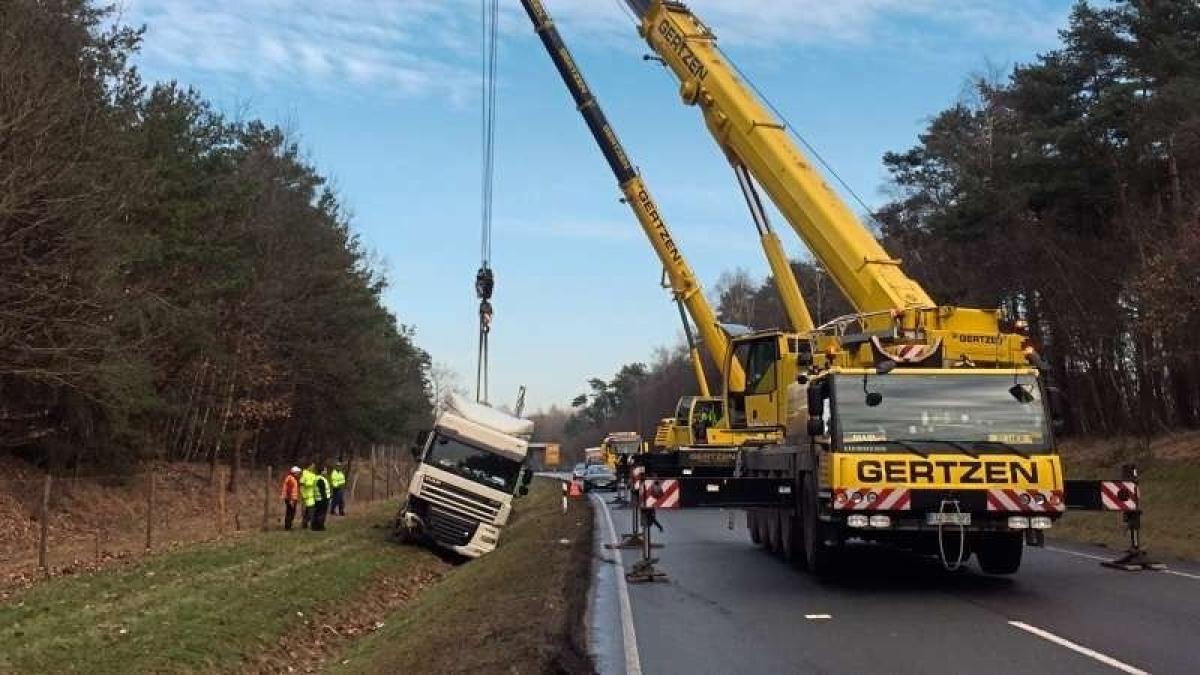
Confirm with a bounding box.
[475,0,500,404]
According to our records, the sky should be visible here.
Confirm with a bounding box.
[120,0,1075,413]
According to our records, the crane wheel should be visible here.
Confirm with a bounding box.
[976,533,1024,574]
[802,473,835,575]
[747,510,763,545]
[766,508,782,553]
[780,511,799,562]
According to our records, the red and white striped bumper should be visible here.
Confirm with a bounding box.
[985,488,1065,513]
[832,487,912,511]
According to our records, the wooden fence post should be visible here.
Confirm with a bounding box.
[370,445,377,502]
[262,465,272,531]
[39,473,52,574]
[385,446,392,498]
[217,466,227,536]
[145,471,155,551]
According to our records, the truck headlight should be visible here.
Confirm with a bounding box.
[1007,516,1030,530]
[847,514,869,528]
[869,515,891,528]
[1030,516,1053,530]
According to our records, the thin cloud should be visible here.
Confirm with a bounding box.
[123,0,477,102]
[121,0,1067,104]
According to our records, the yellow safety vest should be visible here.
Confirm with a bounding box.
[315,475,331,502]
[330,469,346,489]
[299,468,318,507]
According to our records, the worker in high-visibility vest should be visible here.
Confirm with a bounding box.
[299,461,318,529]
[281,466,301,530]
[329,460,348,516]
[311,462,332,532]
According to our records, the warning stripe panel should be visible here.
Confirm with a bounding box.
[643,479,680,509]
[832,487,912,511]
[1099,480,1138,511]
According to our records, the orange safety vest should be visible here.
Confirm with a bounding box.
[281,473,299,501]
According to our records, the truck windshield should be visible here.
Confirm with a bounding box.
[425,434,522,492]
[833,373,1049,451]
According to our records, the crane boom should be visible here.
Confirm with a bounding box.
[625,1,934,315]
[520,0,743,389]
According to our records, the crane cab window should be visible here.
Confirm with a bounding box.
[729,338,779,427]
[738,339,779,394]
[694,399,723,424]
[674,397,696,425]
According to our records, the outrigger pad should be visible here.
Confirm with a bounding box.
[626,558,669,583]
[1101,548,1167,571]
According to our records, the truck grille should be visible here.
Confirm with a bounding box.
[420,477,501,524]
[427,506,478,547]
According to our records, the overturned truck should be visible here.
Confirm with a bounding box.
[398,395,534,558]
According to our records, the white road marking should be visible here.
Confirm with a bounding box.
[804,614,832,620]
[1008,621,1148,675]
[595,495,643,675]
[1044,545,1112,562]
[1163,569,1200,581]
[1045,545,1200,580]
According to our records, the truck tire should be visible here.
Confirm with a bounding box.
[976,533,1023,574]
[801,473,834,575]
[747,510,762,545]
[780,510,799,562]
[766,508,782,554]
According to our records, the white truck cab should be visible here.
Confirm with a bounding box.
[399,396,532,558]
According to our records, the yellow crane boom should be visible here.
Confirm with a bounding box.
[626,1,934,315]
[519,0,743,389]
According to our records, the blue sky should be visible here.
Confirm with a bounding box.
[122,0,1075,413]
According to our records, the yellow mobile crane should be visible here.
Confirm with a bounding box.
[518,0,789,454]
[618,0,1146,575]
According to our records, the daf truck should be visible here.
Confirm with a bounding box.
[398,395,533,558]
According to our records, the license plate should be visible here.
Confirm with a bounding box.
[926,512,971,526]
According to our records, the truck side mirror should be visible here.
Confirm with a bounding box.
[518,485,530,497]
[410,445,422,460]
[521,469,533,486]
[806,417,825,437]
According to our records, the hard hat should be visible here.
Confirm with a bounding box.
[290,466,302,474]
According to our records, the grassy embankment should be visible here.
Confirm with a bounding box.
[1050,432,1200,561]
[0,479,594,674]
[0,501,441,673]
[335,478,593,674]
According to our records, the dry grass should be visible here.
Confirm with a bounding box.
[1051,431,1200,561]
[0,459,403,590]
[0,501,437,674]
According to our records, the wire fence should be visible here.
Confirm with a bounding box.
[0,446,412,581]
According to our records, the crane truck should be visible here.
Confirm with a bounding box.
[608,0,1142,575]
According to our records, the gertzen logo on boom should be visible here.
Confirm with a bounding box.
[657,19,708,81]
[637,189,682,263]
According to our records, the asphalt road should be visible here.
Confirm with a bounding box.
[589,498,1200,675]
